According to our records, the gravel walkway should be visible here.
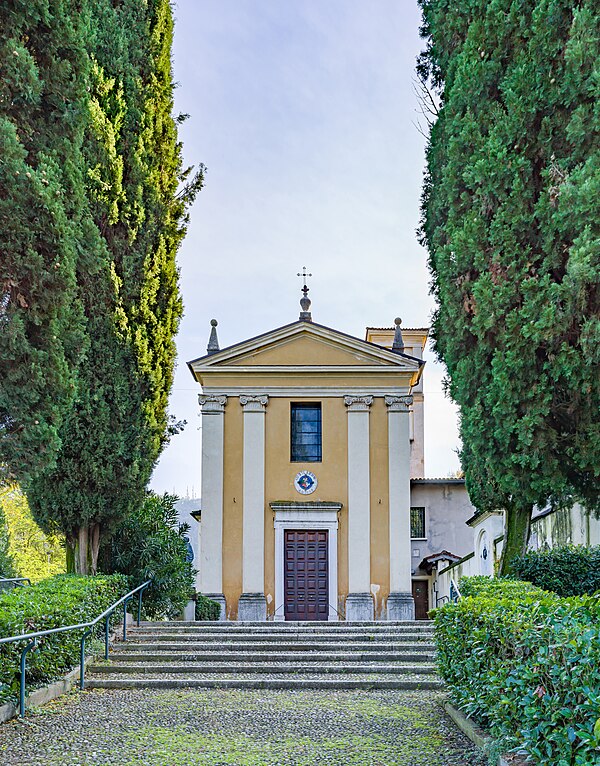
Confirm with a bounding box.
[0,688,486,766]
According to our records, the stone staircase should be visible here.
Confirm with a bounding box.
[87,620,441,690]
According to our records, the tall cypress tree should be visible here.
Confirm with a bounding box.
[26,0,203,573]
[0,0,88,486]
[418,0,600,571]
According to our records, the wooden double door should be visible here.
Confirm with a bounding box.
[284,529,329,621]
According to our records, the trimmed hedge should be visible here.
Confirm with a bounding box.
[512,545,600,597]
[0,574,128,704]
[195,594,220,621]
[434,576,600,765]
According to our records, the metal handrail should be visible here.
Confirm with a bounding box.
[0,579,151,717]
[449,578,462,603]
[0,577,31,588]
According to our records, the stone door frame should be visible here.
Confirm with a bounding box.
[271,502,341,622]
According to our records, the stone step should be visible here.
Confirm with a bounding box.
[89,662,437,675]
[115,641,436,653]
[108,650,436,663]
[127,631,434,643]
[86,676,443,691]
[140,620,433,630]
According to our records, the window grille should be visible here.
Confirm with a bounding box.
[410,507,426,539]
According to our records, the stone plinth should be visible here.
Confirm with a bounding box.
[387,592,415,621]
[345,592,374,621]
[237,592,267,621]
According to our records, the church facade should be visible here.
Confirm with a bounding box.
[188,290,475,621]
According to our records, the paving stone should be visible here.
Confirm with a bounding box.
[0,687,487,765]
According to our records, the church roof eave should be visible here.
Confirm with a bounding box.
[187,319,425,382]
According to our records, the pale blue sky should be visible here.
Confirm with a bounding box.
[150,0,461,496]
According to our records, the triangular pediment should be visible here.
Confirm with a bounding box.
[188,321,422,373]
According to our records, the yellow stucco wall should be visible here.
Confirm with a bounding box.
[263,397,350,618]
[220,392,395,619]
[369,396,390,619]
[222,400,243,620]
[228,335,391,367]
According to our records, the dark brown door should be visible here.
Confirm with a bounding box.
[284,530,328,621]
[412,579,429,620]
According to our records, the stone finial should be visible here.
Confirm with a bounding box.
[207,319,220,355]
[392,317,404,353]
[297,266,313,322]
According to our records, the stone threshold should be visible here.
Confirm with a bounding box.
[443,702,528,766]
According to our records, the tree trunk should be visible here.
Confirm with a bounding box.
[76,525,89,575]
[498,502,532,576]
[90,523,100,575]
[65,536,76,573]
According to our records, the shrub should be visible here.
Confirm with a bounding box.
[512,545,600,597]
[1,486,64,581]
[434,577,600,764]
[0,573,128,704]
[100,492,195,619]
[195,594,220,621]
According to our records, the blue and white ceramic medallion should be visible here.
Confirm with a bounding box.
[294,470,318,495]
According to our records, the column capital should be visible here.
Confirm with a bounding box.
[344,395,373,412]
[239,394,269,412]
[198,394,227,413]
[384,395,413,412]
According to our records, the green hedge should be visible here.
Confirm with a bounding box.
[195,594,220,621]
[434,576,600,765]
[0,574,128,704]
[512,545,600,597]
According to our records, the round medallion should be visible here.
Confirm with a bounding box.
[294,470,318,495]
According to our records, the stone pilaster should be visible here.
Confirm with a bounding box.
[238,395,269,621]
[385,395,415,621]
[344,395,374,621]
[198,394,227,620]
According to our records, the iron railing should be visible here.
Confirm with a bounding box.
[449,578,462,602]
[0,579,151,717]
[0,577,31,590]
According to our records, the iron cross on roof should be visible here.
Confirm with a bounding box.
[297,266,312,295]
[297,266,313,322]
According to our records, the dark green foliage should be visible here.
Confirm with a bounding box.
[418,1,600,571]
[0,0,88,485]
[24,0,204,571]
[195,594,221,622]
[513,545,600,597]
[434,577,600,764]
[100,493,194,619]
[0,573,127,703]
[457,574,542,599]
[0,504,16,578]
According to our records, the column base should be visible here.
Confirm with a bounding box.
[204,593,226,621]
[237,592,267,621]
[183,599,196,621]
[345,592,374,621]
[387,591,415,621]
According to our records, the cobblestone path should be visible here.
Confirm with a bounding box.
[0,688,486,765]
